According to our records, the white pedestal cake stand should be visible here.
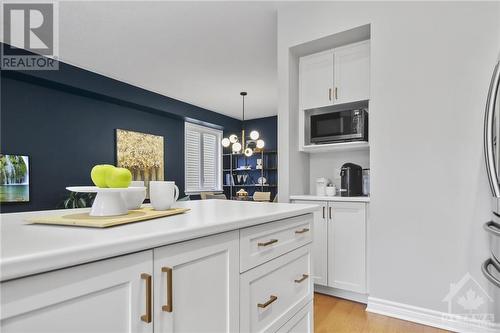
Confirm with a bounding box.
[66,186,146,217]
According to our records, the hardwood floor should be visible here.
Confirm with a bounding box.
[314,293,451,333]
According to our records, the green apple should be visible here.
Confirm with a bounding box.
[106,167,132,188]
[91,164,115,188]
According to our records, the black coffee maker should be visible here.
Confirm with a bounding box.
[340,163,363,197]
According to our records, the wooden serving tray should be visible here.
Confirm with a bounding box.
[27,207,190,228]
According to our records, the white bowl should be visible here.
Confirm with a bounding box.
[122,181,146,210]
[66,186,146,216]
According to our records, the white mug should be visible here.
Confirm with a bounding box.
[122,181,146,210]
[150,181,179,210]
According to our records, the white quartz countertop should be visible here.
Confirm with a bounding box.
[290,195,370,203]
[0,200,319,282]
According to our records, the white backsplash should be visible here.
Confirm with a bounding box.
[309,150,370,194]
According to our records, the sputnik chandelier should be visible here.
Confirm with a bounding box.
[221,92,265,156]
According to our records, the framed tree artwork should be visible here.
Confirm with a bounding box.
[116,129,164,198]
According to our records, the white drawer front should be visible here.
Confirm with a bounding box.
[240,214,313,272]
[240,246,312,333]
[276,301,313,333]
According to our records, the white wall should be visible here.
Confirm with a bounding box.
[278,1,500,321]
[309,150,369,193]
[277,28,310,201]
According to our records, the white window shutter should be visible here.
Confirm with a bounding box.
[185,129,201,193]
[202,133,217,190]
[185,122,222,193]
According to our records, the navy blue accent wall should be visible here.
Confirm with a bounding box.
[0,44,278,213]
[243,116,277,151]
[0,54,241,213]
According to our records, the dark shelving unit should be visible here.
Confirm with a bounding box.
[223,150,278,201]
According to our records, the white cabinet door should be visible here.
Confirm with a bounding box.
[299,50,334,110]
[291,200,328,286]
[153,231,239,333]
[333,40,370,104]
[328,202,367,293]
[1,251,153,333]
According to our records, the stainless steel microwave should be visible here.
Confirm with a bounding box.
[307,108,368,144]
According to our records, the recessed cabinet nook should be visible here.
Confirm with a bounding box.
[292,27,371,304]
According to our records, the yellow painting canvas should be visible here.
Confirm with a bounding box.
[116,129,164,197]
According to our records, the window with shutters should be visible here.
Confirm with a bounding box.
[185,122,223,193]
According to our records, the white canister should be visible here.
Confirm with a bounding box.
[150,181,180,210]
[326,185,336,197]
[316,178,328,196]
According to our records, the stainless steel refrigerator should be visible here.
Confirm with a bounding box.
[483,53,500,324]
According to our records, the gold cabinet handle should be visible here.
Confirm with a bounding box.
[257,295,278,308]
[162,267,173,312]
[141,273,152,323]
[328,88,332,101]
[258,239,278,247]
[294,274,309,283]
[295,228,310,234]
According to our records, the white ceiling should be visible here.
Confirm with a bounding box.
[57,1,278,120]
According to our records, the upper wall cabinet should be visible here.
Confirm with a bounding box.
[333,41,370,105]
[299,40,370,110]
[299,50,335,110]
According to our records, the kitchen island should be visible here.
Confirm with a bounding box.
[1,200,318,333]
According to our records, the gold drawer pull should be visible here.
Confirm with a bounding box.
[257,295,278,308]
[140,273,152,323]
[258,239,278,247]
[162,267,173,312]
[294,274,309,283]
[295,228,310,234]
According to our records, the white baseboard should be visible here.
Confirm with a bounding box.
[314,284,368,304]
[367,297,499,333]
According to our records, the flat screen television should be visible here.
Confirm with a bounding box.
[0,154,30,203]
